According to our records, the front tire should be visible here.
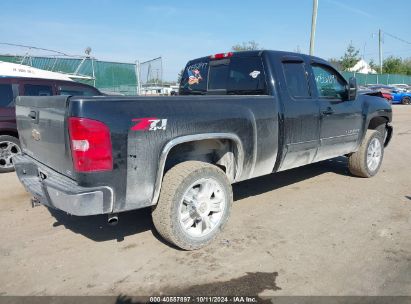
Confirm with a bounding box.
[402,96,411,105]
[0,135,21,173]
[152,161,233,250]
[348,130,384,178]
[376,124,387,144]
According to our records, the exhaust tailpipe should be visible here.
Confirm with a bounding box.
[108,214,118,226]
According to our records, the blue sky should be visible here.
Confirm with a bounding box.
[1,0,410,81]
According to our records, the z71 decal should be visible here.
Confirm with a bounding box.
[131,118,167,131]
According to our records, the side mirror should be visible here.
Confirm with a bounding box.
[347,77,357,101]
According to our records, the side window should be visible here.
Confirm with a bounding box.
[282,62,311,98]
[0,84,14,107]
[312,65,347,99]
[58,85,97,96]
[227,57,267,94]
[24,84,52,96]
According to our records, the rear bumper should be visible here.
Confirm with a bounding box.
[13,154,114,216]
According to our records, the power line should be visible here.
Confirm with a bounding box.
[363,48,411,58]
[367,30,411,61]
[384,32,411,45]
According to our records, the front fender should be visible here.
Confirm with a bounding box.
[359,95,392,144]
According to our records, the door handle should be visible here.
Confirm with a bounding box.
[28,111,37,120]
[321,107,335,116]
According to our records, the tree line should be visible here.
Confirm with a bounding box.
[329,43,411,75]
[232,41,411,75]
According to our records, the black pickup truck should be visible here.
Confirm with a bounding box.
[14,50,392,250]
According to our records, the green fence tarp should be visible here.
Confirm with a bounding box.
[341,71,411,86]
[0,55,138,95]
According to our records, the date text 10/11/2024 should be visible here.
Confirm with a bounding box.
[149,296,258,303]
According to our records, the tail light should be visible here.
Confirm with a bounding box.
[68,117,113,172]
[210,52,233,60]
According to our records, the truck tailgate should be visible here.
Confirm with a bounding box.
[15,96,75,178]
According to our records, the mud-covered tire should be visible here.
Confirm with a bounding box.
[0,135,21,173]
[152,161,233,250]
[375,124,387,144]
[402,96,411,105]
[348,130,384,178]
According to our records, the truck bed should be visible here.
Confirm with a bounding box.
[15,95,279,213]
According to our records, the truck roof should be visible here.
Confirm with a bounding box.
[187,50,328,65]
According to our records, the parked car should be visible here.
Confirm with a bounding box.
[391,91,411,104]
[358,86,392,103]
[13,50,392,250]
[381,92,394,102]
[368,85,411,105]
[0,77,102,172]
[390,84,410,92]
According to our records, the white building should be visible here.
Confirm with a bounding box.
[140,84,179,96]
[348,59,377,74]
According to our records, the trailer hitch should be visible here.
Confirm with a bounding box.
[31,197,41,208]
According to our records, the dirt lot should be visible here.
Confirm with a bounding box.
[0,106,410,297]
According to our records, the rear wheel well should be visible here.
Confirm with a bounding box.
[164,138,239,182]
[0,130,18,139]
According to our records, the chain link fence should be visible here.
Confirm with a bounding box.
[139,57,163,86]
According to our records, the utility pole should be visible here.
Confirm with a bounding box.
[378,29,383,74]
[309,0,319,56]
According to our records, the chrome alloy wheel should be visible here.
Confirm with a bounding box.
[0,141,21,169]
[367,137,382,172]
[178,178,226,238]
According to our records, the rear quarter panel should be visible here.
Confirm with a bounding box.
[69,96,279,212]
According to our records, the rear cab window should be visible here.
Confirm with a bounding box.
[180,60,209,95]
[226,57,266,94]
[208,60,229,91]
[180,54,267,95]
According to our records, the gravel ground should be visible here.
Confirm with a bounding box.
[0,106,410,297]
